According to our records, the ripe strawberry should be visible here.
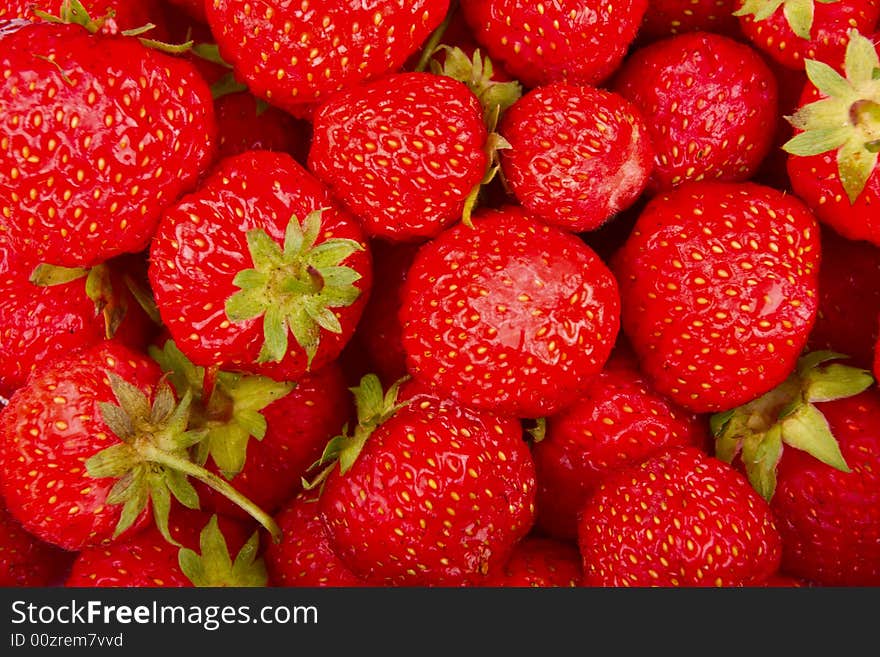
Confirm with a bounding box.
[735,0,880,70]
[215,91,310,162]
[265,492,365,587]
[66,510,265,587]
[533,350,707,541]
[713,353,879,585]
[498,83,653,233]
[0,340,280,551]
[205,0,450,115]
[309,72,489,242]
[1,499,74,586]
[639,0,741,42]
[316,375,536,586]
[784,30,880,246]
[459,0,648,88]
[149,339,351,519]
[806,228,880,368]
[482,537,582,587]
[149,150,372,382]
[1,0,167,34]
[400,206,620,419]
[578,446,783,586]
[613,181,820,413]
[0,13,216,268]
[613,32,778,193]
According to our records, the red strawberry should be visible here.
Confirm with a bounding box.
[533,350,707,541]
[148,150,372,382]
[309,72,489,242]
[400,206,620,419]
[316,375,536,586]
[639,0,742,42]
[459,0,648,88]
[0,340,280,551]
[784,30,880,247]
[1,0,168,35]
[578,446,783,587]
[806,227,880,368]
[498,83,653,233]
[215,91,310,163]
[613,32,778,193]
[482,537,582,587]
[66,509,265,587]
[206,0,450,115]
[735,0,880,70]
[713,353,880,585]
[0,14,216,268]
[613,181,820,413]
[265,492,365,587]
[0,498,74,586]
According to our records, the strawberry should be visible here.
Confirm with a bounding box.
[314,375,536,586]
[578,446,783,587]
[532,350,707,541]
[639,0,742,42]
[0,10,216,268]
[149,339,351,519]
[400,206,620,419]
[498,83,653,233]
[613,181,820,413]
[806,227,880,368]
[215,91,310,162]
[164,0,206,24]
[459,0,648,88]
[148,150,372,382]
[265,492,365,587]
[482,537,582,587]
[875,329,880,382]
[612,32,778,193]
[0,498,74,586]
[205,0,450,115]
[784,30,880,247]
[735,0,880,70]
[66,510,265,587]
[0,340,280,551]
[713,352,879,585]
[1,0,168,34]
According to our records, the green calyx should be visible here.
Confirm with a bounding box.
[224,209,364,368]
[178,515,267,587]
[783,29,880,203]
[149,339,295,480]
[85,371,283,545]
[733,0,839,40]
[303,374,411,490]
[711,351,874,501]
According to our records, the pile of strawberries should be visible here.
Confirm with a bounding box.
[1,0,879,589]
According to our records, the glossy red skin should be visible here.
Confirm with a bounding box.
[787,84,880,247]
[771,391,880,586]
[400,207,620,419]
[319,393,536,586]
[65,508,253,587]
[215,92,309,162]
[352,240,420,387]
[578,447,783,587]
[614,181,820,413]
[266,492,365,587]
[482,537,582,587]
[0,341,158,551]
[199,362,352,519]
[0,501,74,586]
[149,150,372,381]
[639,0,741,42]
[806,228,880,368]
[613,32,778,193]
[499,83,653,233]
[0,22,216,268]
[459,0,648,88]
[309,73,487,242]
[206,0,449,114]
[737,0,880,70]
[533,352,707,541]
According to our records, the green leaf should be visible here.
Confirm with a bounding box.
[259,303,289,363]
[209,71,249,100]
[710,409,736,437]
[782,0,815,40]
[106,372,151,426]
[804,58,852,99]
[306,304,343,334]
[234,409,268,441]
[285,308,319,366]
[150,381,177,425]
[190,43,232,68]
[782,127,849,156]
[112,470,149,538]
[245,228,283,270]
[29,263,89,286]
[224,375,294,413]
[797,350,850,376]
[150,482,177,546]
[85,443,138,479]
[780,403,851,472]
[741,424,784,502]
[165,469,201,510]
[732,0,785,21]
[225,287,267,322]
[837,138,878,203]
[232,269,269,291]
[308,239,364,269]
[205,423,251,479]
[300,210,324,252]
[283,213,305,256]
[844,29,880,87]
[804,363,874,402]
[99,402,136,441]
[179,516,267,587]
